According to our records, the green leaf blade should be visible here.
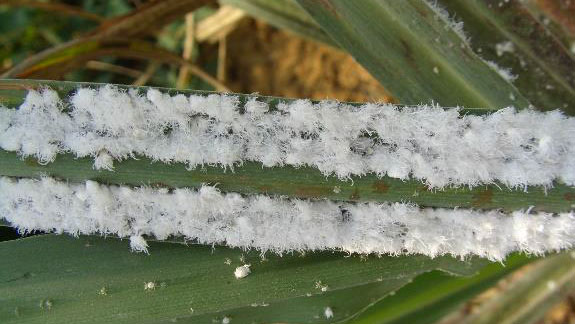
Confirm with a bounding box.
[0,235,490,323]
[437,0,575,114]
[296,0,529,108]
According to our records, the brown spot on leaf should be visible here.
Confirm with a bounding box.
[315,0,339,16]
[295,186,332,199]
[372,180,389,193]
[258,185,273,193]
[24,157,41,167]
[400,39,419,72]
[349,187,360,200]
[564,193,575,201]
[472,188,493,207]
[414,3,429,18]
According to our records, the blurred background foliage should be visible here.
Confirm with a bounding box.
[0,0,392,101]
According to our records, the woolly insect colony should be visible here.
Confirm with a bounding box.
[0,85,574,261]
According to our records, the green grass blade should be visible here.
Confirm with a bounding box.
[0,235,490,323]
[437,0,575,114]
[296,0,529,108]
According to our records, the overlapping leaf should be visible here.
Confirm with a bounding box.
[437,0,575,114]
[0,235,495,323]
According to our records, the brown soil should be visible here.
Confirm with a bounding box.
[226,19,393,103]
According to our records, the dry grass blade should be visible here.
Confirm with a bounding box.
[88,0,212,38]
[85,60,144,79]
[0,0,105,22]
[176,13,196,89]
[0,38,230,92]
[134,62,160,86]
[217,35,227,82]
[195,5,247,43]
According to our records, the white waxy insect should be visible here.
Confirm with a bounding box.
[315,280,328,292]
[234,264,251,279]
[144,281,156,290]
[324,307,334,319]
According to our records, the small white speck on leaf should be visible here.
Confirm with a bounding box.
[495,41,515,57]
[99,287,108,296]
[224,258,232,265]
[324,307,334,319]
[39,299,53,310]
[433,66,440,74]
[333,186,341,194]
[234,264,251,279]
[222,316,231,324]
[144,281,156,291]
[315,280,329,292]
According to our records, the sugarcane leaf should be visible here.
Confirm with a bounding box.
[0,234,494,324]
[439,251,575,324]
[350,252,535,324]
[1,79,574,213]
[220,0,336,46]
[520,0,575,49]
[437,0,575,114]
[295,0,529,108]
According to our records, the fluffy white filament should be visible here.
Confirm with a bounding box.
[1,176,573,261]
[0,86,574,189]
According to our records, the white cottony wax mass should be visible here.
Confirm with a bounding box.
[1,86,574,261]
[1,177,574,261]
[0,86,574,189]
